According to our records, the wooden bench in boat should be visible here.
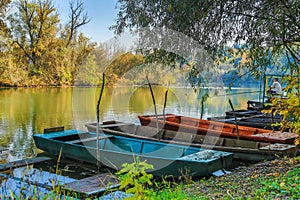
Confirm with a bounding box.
[100,123,135,128]
[86,122,135,132]
[0,157,52,171]
[69,135,113,144]
[44,126,64,133]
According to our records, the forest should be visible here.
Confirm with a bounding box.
[0,0,285,89]
[0,0,189,87]
[0,0,140,87]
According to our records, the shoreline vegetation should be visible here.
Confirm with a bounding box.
[3,155,300,199]
[186,156,300,199]
[110,156,300,199]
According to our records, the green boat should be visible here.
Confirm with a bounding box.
[33,127,233,178]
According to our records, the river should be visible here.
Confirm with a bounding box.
[0,86,260,163]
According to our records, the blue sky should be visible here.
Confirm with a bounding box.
[55,0,119,43]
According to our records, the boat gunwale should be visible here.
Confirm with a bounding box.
[138,114,298,144]
[85,122,297,156]
[33,130,231,163]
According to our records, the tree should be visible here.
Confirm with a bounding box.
[0,0,12,84]
[0,0,11,34]
[64,0,90,47]
[64,33,96,85]
[4,0,94,86]
[105,52,144,86]
[111,0,300,134]
[9,0,60,76]
[111,0,300,76]
[59,0,94,85]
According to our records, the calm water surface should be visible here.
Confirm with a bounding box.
[0,86,260,162]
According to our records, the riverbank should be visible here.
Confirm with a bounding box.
[185,156,300,199]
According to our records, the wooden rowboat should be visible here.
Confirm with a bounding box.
[33,127,233,178]
[85,121,298,162]
[208,109,282,130]
[138,114,299,144]
[208,115,282,130]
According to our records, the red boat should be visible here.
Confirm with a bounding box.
[138,114,299,144]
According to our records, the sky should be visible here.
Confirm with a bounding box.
[54,0,119,43]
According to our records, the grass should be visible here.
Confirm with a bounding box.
[3,156,300,199]
[184,156,300,199]
[113,156,300,199]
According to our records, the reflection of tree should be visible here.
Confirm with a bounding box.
[0,88,74,159]
[0,86,260,159]
[128,86,178,113]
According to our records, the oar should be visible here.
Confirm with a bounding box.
[146,76,159,132]
[229,99,240,140]
[96,73,105,169]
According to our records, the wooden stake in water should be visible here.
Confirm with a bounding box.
[200,97,204,120]
[229,99,239,140]
[146,76,159,132]
[161,83,169,140]
[96,73,105,169]
[163,83,169,125]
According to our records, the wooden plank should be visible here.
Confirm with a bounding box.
[0,172,53,190]
[44,126,64,133]
[100,123,135,128]
[64,173,120,195]
[0,147,9,152]
[0,157,52,171]
[68,135,113,144]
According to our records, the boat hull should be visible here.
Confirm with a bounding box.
[33,129,233,178]
[138,114,298,144]
[86,121,298,162]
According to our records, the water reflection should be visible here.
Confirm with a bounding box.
[0,86,259,161]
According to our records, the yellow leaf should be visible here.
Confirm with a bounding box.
[168,4,173,12]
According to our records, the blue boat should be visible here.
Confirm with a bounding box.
[33,128,233,177]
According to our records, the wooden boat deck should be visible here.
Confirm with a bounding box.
[0,157,52,171]
[64,173,120,196]
[0,157,120,197]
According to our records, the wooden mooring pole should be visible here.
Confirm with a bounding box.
[96,73,105,170]
[146,76,159,132]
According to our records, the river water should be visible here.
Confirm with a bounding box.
[0,86,260,163]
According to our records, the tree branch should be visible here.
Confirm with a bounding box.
[66,0,90,47]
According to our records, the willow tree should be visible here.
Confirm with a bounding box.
[111,0,299,76]
[111,0,300,134]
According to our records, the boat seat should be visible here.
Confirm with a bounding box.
[69,135,113,144]
[100,123,134,128]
